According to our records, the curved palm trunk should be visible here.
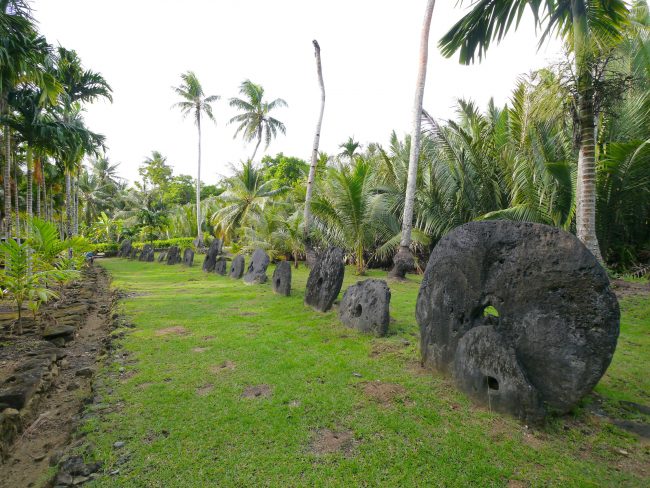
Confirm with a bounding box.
[390,0,436,279]
[196,114,203,246]
[251,137,262,162]
[304,39,326,263]
[4,125,11,238]
[573,0,603,262]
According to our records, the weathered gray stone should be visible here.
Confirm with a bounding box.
[339,279,390,336]
[139,244,154,262]
[272,261,291,296]
[229,255,245,279]
[202,239,223,272]
[182,248,194,267]
[214,257,227,275]
[43,325,76,340]
[128,247,139,260]
[243,249,270,284]
[118,239,132,258]
[166,246,181,265]
[453,326,544,423]
[157,251,167,263]
[416,221,620,420]
[304,247,345,312]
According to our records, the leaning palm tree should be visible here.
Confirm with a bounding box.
[439,0,630,262]
[390,0,436,279]
[229,80,287,161]
[172,71,219,247]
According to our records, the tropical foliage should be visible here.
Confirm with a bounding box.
[2,0,648,276]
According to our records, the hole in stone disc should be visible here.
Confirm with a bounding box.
[352,304,362,317]
[275,278,281,288]
[486,376,499,391]
[317,277,323,287]
[483,306,499,318]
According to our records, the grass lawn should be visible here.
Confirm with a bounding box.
[82,258,649,487]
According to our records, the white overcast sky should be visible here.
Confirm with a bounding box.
[32,0,562,184]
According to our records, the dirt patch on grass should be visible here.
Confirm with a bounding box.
[136,382,153,390]
[405,359,429,376]
[192,347,209,353]
[310,429,356,456]
[241,384,272,399]
[369,341,408,358]
[611,279,650,299]
[210,361,236,374]
[154,326,189,336]
[196,383,214,397]
[360,381,406,405]
[203,335,215,341]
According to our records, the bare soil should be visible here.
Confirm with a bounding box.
[0,266,114,488]
[310,428,356,456]
[241,384,272,399]
[360,381,406,406]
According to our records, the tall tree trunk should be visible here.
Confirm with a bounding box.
[65,171,72,239]
[14,152,19,240]
[73,176,79,235]
[36,179,41,218]
[304,39,326,268]
[3,126,11,238]
[390,0,436,279]
[251,137,262,162]
[26,146,33,223]
[572,0,603,262]
[196,113,203,246]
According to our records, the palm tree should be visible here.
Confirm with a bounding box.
[52,46,111,238]
[390,0,436,279]
[304,39,326,250]
[229,80,287,161]
[338,137,361,164]
[439,0,630,262]
[211,160,285,241]
[311,158,392,274]
[0,1,57,237]
[172,71,219,247]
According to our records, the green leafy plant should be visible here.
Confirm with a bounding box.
[0,239,76,334]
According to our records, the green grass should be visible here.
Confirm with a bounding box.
[82,258,649,487]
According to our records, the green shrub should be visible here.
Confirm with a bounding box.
[132,237,195,250]
[95,242,119,252]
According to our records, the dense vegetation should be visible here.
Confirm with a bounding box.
[1,0,649,281]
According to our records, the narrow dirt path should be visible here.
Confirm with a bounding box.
[0,266,114,488]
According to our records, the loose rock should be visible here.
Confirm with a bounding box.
[229,255,245,279]
[416,221,620,421]
[243,249,270,284]
[202,239,223,272]
[182,248,194,267]
[118,240,132,258]
[166,246,181,265]
[139,244,154,262]
[214,257,228,275]
[272,261,291,296]
[304,247,345,312]
[339,279,390,336]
